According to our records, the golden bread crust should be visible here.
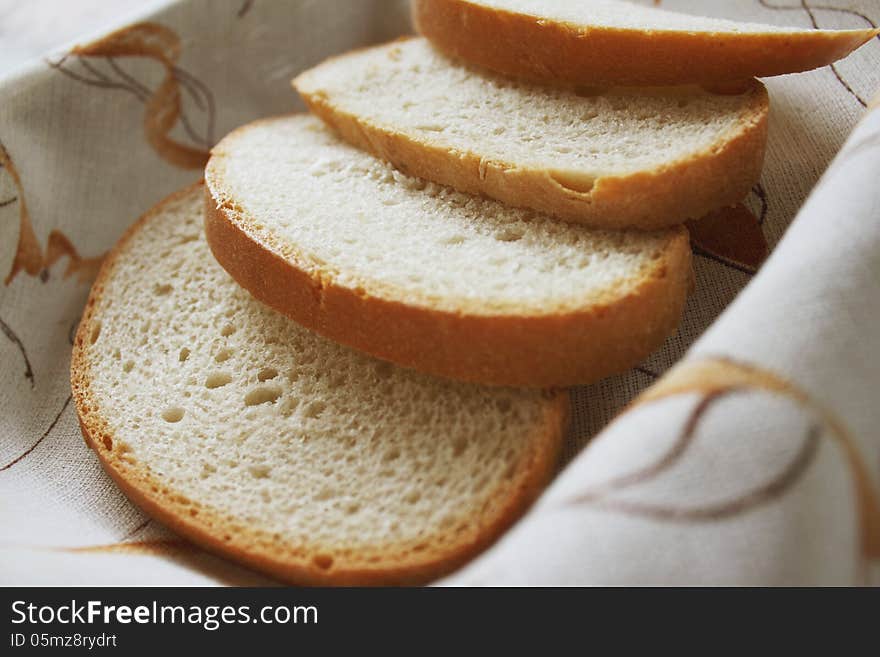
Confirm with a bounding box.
[204,138,693,388]
[412,0,879,86]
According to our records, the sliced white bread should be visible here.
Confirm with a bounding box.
[70,183,568,586]
[204,115,692,387]
[294,37,768,230]
[413,0,880,86]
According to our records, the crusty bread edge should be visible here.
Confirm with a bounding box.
[70,183,570,586]
[412,0,880,86]
[293,40,769,230]
[204,122,693,388]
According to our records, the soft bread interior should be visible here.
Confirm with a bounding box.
[295,38,765,179]
[75,186,566,580]
[207,115,684,315]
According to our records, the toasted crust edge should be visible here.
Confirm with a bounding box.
[412,0,880,86]
[70,183,570,585]
[204,123,693,388]
[293,40,769,230]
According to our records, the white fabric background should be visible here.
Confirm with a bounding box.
[0,0,878,585]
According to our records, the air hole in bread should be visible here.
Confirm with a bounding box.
[214,348,232,363]
[383,448,401,462]
[248,464,271,479]
[303,399,326,418]
[220,324,236,337]
[205,372,232,389]
[315,486,336,501]
[102,435,113,450]
[257,367,278,382]
[405,491,421,505]
[153,283,172,296]
[89,322,101,344]
[122,360,135,373]
[245,386,282,406]
[179,347,190,362]
[494,227,524,242]
[279,398,299,416]
[549,171,595,195]
[161,407,185,423]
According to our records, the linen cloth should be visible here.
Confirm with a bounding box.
[0,0,878,585]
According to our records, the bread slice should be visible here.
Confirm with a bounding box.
[70,183,568,586]
[413,0,880,86]
[205,114,692,387]
[294,37,768,230]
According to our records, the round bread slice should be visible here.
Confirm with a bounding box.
[70,183,568,586]
[204,115,692,388]
[294,37,768,229]
[413,0,879,86]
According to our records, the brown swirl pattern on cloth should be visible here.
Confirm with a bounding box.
[1,141,104,287]
[567,389,821,520]
[50,22,215,169]
[623,357,880,560]
[1,141,41,284]
[0,396,72,472]
[0,315,34,388]
[62,538,190,556]
[237,0,255,18]
[49,539,278,586]
[757,0,880,107]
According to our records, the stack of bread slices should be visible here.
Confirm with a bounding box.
[71,0,877,584]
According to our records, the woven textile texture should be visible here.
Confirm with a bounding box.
[1,0,878,585]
